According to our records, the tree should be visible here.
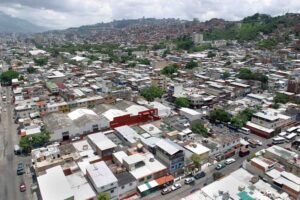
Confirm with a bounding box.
[175,97,190,108]
[0,70,19,85]
[27,67,37,74]
[161,64,179,77]
[19,131,50,152]
[33,57,48,66]
[141,85,164,101]
[137,58,150,65]
[207,51,216,58]
[222,71,230,79]
[213,172,224,181]
[209,108,231,123]
[273,93,289,104]
[191,153,202,169]
[230,108,255,128]
[191,123,209,138]
[185,60,198,69]
[98,192,110,200]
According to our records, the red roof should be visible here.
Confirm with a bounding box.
[155,175,174,186]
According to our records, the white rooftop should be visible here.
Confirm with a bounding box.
[156,139,180,155]
[37,166,74,200]
[68,108,97,120]
[86,161,117,188]
[88,132,117,151]
[184,143,210,155]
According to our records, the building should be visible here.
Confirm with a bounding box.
[37,165,96,200]
[179,107,201,121]
[246,109,293,138]
[44,108,109,141]
[264,146,300,176]
[87,132,117,160]
[123,152,167,184]
[155,139,185,176]
[115,172,138,200]
[192,32,203,44]
[86,161,118,199]
[114,125,142,147]
[287,78,300,94]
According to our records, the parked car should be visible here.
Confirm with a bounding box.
[215,163,226,170]
[184,177,195,184]
[161,187,172,195]
[171,183,182,191]
[194,171,206,180]
[256,140,263,146]
[19,183,26,192]
[17,163,25,175]
[225,158,236,165]
[267,143,273,147]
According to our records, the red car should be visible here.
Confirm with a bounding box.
[19,183,26,192]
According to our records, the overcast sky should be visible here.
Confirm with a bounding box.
[0,0,299,29]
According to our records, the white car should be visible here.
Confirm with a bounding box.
[225,158,236,165]
[171,183,182,191]
[184,177,195,184]
[256,140,263,146]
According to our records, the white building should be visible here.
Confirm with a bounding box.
[86,161,118,199]
[37,165,96,200]
[44,108,109,141]
[179,107,201,121]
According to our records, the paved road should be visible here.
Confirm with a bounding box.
[0,86,30,200]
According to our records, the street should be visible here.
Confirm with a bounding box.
[0,86,31,200]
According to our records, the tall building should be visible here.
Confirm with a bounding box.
[192,32,203,44]
[287,78,300,94]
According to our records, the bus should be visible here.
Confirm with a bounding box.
[239,127,250,135]
[272,137,285,144]
[285,133,297,142]
[286,126,298,133]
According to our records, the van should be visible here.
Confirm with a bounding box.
[225,158,236,165]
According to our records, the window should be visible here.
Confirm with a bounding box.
[147,175,152,180]
[121,186,125,189]
[111,183,114,186]
[110,189,114,193]
[129,183,133,186]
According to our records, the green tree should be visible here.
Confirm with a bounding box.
[185,60,198,69]
[33,57,48,66]
[19,131,50,152]
[191,153,202,168]
[98,192,110,200]
[141,85,165,101]
[0,70,19,85]
[230,108,255,128]
[161,64,179,77]
[207,51,216,58]
[209,108,231,122]
[273,93,289,104]
[222,71,230,79]
[175,97,190,107]
[137,58,150,65]
[213,172,224,181]
[27,67,37,74]
[191,123,209,138]
[175,35,194,51]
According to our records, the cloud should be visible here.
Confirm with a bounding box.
[0,0,299,29]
